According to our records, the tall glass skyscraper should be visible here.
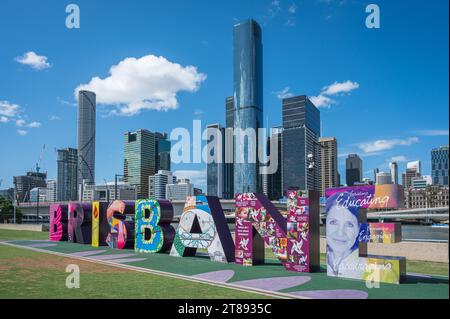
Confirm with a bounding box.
[282,95,321,193]
[57,147,78,201]
[346,154,363,186]
[431,145,449,186]
[233,19,263,194]
[77,90,96,198]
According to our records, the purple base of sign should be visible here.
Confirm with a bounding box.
[232,276,311,291]
[291,289,369,299]
[193,270,235,282]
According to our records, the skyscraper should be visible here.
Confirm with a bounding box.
[77,90,96,198]
[345,154,362,186]
[319,137,338,197]
[224,96,234,199]
[149,170,176,200]
[155,132,171,172]
[373,168,379,183]
[47,179,57,202]
[266,127,283,200]
[402,168,421,189]
[407,160,421,174]
[390,162,399,184]
[206,124,225,198]
[376,172,392,185]
[431,145,449,186]
[233,19,263,194]
[124,129,156,199]
[57,148,78,201]
[13,172,47,203]
[282,95,321,193]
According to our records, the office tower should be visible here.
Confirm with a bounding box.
[47,179,57,202]
[166,179,194,201]
[149,170,176,200]
[390,162,399,184]
[57,148,78,201]
[266,127,283,200]
[13,171,47,202]
[206,124,225,197]
[77,90,96,198]
[411,175,432,189]
[124,129,163,199]
[431,145,449,186]
[282,95,321,193]
[233,19,263,194]
[319,137,339,196]
[407,160,421,174]
[345,154,362,186]
[224,96,235,199]
[402,168,421,189]
[376,172,392,185]
[155,132,171,171]
[373,168,379,183]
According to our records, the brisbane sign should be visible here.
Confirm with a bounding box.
[50,185,406,284]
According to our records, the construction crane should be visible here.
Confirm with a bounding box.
[36,144,45,173]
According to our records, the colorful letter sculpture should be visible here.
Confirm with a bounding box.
[91,201,110,247]
[235,192,320,273]
[106,200,135,249]
[68,202,92,244]
[325,185,406,284]
[170,195,235,263]
[286,190,320,272]
[49,204,68,241]
[135,199,175,253]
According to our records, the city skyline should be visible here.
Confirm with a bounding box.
[0,0,449,192]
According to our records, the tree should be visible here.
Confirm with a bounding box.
[0,196,21,223]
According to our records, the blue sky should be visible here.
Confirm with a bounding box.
[0,0,448,191]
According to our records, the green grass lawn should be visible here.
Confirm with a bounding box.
[0,244,271,299]
[0,229,49,241]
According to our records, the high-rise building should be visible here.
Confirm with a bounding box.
[124,129,168,199]
[13,172,47,202]
[47,179,57,202]
[224,96,235,199]
[431,145,449,186]
[166,178,194,201]
[155,132,171,171]
[376,172,392,185]
[0,188,14,201]
[81,182,136,201]
[373,168,379,183]
[77,90,96,198]
[319,137,338,196]
[149,170,176,200]
[282,95,321,193]
[57,148,78,201]
[407,160,421,174]
[233,19,263,194]
[345,154,362,186]
[402,168,421,189]
[411,175,432,189]
[206,124,225,198]
[263,127,283,200]
[390,162,399,184]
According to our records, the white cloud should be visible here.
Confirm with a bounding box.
[274,87,294,100]
[390,155,407,162]
[15,51,51,70]
[27,121,41,128]
[415,129,449,136]
[288,4,297,13]
[321,80,359,95]
[0,100,20,118]
[311,80,359,108]
[173,169,206,190]
[75,54,207,116]
[310,95,335,108]
[15,119,26,127]
[17,129,27,136]
[49,115,61,121]
[357,137,419,154]
[0,116,9,123]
